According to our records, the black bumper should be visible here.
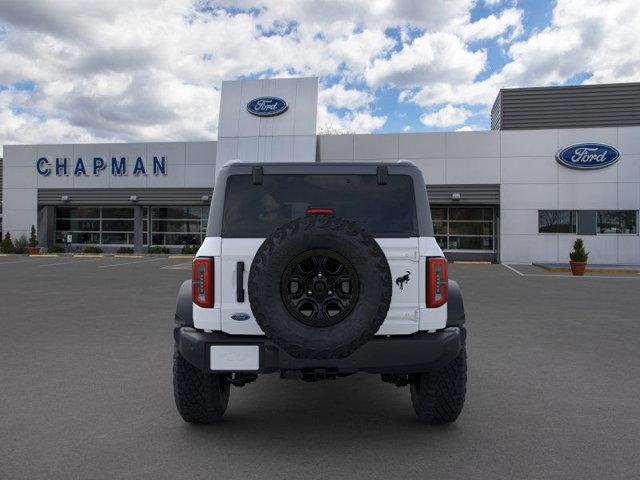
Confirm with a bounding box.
[175,326,465,375]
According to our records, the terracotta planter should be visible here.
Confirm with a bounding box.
[569,261,587,276]
[28,247,40,255]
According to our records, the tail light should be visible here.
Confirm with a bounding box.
[305,208,334,215]
[426,257,448,308]
[192,258,214,308]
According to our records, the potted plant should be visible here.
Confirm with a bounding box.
[28,225,40,254]
[569,238,589,276]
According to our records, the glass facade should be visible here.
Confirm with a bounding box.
[538,210,577,233]
[150,206,209,246]
[55,206,209,246]
[432,207,495,251]
[597,210,637,234]
[56,207,141,245]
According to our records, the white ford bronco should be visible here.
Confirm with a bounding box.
[173,161,467,424]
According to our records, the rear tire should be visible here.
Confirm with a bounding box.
[173,348,230,423]
[410,345,467,424]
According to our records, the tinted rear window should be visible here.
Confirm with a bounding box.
[222,174,418,237]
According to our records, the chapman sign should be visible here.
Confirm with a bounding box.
[246,96,288,117]
[556,143,620,170]
[36,156,168,177]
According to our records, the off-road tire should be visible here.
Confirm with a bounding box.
[248,215,392,359]
[173,348,230,423]
[410,344,467,424]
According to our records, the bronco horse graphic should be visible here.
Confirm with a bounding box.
[395,271,411,290]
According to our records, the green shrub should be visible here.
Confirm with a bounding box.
[29,225,38,248]
[47,244,65,254]
[148,246,170,254]
[569,238,589,262]
[116,247,135,254]
[14,235,29,254]
[83,246,103,254]
[1,233,15,253]
[181,243,200,255]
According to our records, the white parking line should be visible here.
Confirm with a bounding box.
[98,257,165,269]
[0,257,53,266]
[502,263,524,276]
[161,262,192,270]
[502,263,640,280]
[39,258,103,267]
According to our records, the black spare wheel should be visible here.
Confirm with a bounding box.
[248,215,392,359]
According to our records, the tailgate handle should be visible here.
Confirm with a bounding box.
[236,261,245,303]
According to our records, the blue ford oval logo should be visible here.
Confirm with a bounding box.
[247,97,288,117]
[556,143,620,170]
[231,313,251,321]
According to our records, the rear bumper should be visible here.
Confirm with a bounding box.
[174,326,465,375]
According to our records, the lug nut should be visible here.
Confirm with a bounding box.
[328,290,333,295]
[317,273,323,278]
[307,290,313,295]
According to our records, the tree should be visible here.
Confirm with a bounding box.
[29,225,38,248]
[1,232,15,253]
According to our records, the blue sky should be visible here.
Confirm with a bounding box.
[0,0,638,150]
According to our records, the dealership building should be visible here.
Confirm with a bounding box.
[1,78,639,263]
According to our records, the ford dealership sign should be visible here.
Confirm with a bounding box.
[247,96,288,117]
[556,143,620,170]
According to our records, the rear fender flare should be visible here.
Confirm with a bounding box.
[446,280,466,326]
[175,280,194,327]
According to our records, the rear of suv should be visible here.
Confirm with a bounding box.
[173,161,467,424]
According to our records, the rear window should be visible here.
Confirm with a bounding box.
[222,174,418,237]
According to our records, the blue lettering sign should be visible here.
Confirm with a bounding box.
[133,157,146,175]
[93,157,106,175]
[36,157,51,176]
[111,157,127,175]
[556,143,620,170]
[55,157,68,176]
[36,155,168,177]
[153,156,167,175]
[74,158,87,176]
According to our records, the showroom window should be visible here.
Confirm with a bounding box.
[597,210,638,234]
[56,207,143,244]
[538,210,577,233]
[432,207,494,251]
[150,206,209,245]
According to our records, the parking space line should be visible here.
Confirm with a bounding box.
[0,257,57,266]
[98,257,165,269]
[502,263,524,276]
[161,262,192,270]
[39,259,103,267]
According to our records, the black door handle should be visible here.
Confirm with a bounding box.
[236,261,245,303]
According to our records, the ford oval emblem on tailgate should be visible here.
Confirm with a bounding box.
[231,312,251,321]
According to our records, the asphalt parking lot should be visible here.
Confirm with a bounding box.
[1,256,639,479]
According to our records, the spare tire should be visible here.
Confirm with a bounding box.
[248,215,392,359]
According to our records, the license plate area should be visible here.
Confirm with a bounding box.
[209,345,260,371]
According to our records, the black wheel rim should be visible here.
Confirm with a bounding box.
[281,249,359,327]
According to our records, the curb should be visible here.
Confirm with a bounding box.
[72,254,104,258]
[114,254,145,259]
[168,255,194,259]
[533,263,640,275]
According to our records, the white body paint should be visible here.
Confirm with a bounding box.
[193,235,447,334]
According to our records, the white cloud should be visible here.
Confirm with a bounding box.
[0,0,638,147]
[402,125,413,132]
[420,105,472,127]
[456,125,484,131]
[366,32,486,88]
[319,84,373,110]
[458,7,523,42]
